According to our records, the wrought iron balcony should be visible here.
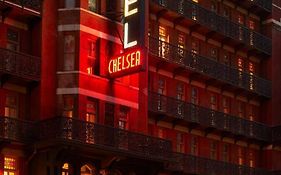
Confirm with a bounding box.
[167,152,270,175]
[0,116,35,143]
[149,37,272,98]
[0,48,41,81]
[244,0,271,12]
[38,117,172,161]
[0,0,41,12]
[149,92,271,142]
[151,0,272,55]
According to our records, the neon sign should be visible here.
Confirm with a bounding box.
[124,0,139,49]
[108,48,145,78]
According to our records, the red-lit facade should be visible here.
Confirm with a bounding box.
[0,0,281,175]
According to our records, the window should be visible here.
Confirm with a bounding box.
[210,1,217,13]
[221,144,229,162]
[158,128,165,139]
[86,98,97,123]
[238,101,245,118]
[191,87,199,105]
[238,148,244,165]
[190,136,198,155]
[210,94,217,110]
[176,133,185,153]
[65,0,75,8]
[86,98,97,143]
[237,58,244,85]
[81,164,95,175]
[191,0,198,20]
[249,62,255,90]
[191,41,199,67]
[178,0,184,14]
[62,163,70,175]
[238,14,245,41]
[4,157,17,175]
[176,83,184,115]
[210,48,218,60]
[64,34,75,71]
[63,95,74,118]
[178,34,185,63]
[105,103,114,127]
[249,151,255,167]
[4,94,18,118]
[222,6,231,19]
[87,39,99,75]
[157,78,166,111]
[222,96,230,114]
[7,28,19,51]
[249,20,255,46]
[89,0,99,12]
[118,106,129,130]
[210,141,217,159]
[159,26,169,59]
[222,53,231,66]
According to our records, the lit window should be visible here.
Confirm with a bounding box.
[4,94,17,118]
[158,128,164,139]
[191,41,199,68]
[238,15,245,41]
[222,96,230,114]
[87,40,96,75]
[63,95,74,118]
[249,62,255,90]
[62,163,70,175]
[249,20,255,46]
[4,157,16,175]
[238,148,244,165]
[118,106,129,130]
[177,34,185,63]
[249,152,255,167]
[81,164,95,175]
[159,26,169,59]
[238,58,244,85]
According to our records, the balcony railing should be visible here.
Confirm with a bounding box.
[38,117,172,161]
[167,152,270,175]
[149,92,271,142]
[0,48,41,81]
[149,37,272,98]
[151,0,272,55]
[0,116,35,143]
[0,0,41,12]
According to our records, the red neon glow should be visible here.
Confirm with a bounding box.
[108,48,145,78]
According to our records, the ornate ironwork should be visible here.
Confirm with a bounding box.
[152,0,272,55]
[0,0,41,12]
[38,117,172,161]
[0,48,41,81]
[0,116,35,143]
[149,92,271,142]
[167,152,271,175]
[149,37,272,98]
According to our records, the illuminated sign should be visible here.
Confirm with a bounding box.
[108,48,145,78]
[124,0,139,49]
